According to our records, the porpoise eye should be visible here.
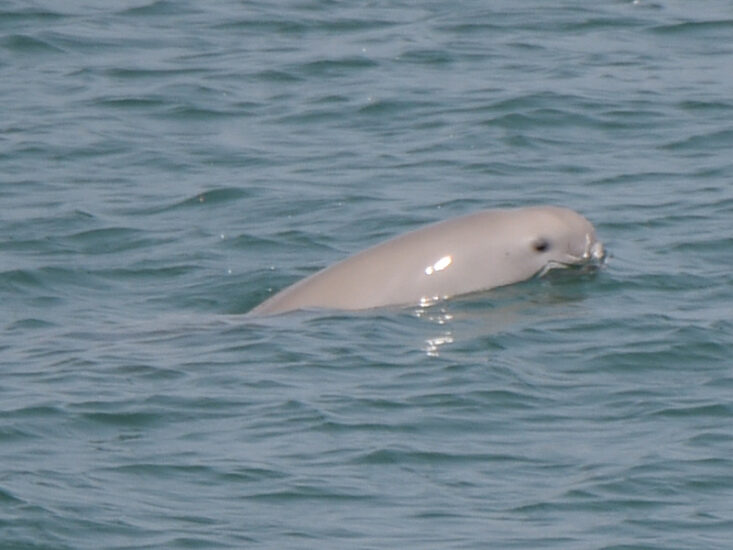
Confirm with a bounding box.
[532,238,550,252]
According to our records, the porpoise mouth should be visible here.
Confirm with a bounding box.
[537,235,606,278]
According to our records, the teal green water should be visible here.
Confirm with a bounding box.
[2,1,733,548]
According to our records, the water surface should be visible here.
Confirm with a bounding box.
[2,1,733,548]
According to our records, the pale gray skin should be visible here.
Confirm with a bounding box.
[250,206,604,315]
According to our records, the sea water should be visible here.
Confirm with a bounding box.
[2,1,733,548]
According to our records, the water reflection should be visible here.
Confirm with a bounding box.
[412,277,598,357]
[414,306,454,356]
[424,333,454,357]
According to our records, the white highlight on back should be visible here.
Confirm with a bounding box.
[425,255,452,275]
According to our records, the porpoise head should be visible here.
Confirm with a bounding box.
[514,206,605,278]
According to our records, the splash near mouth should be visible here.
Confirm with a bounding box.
[537,240,607,279]
[580,234,606,263]
[589,241,606,262]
